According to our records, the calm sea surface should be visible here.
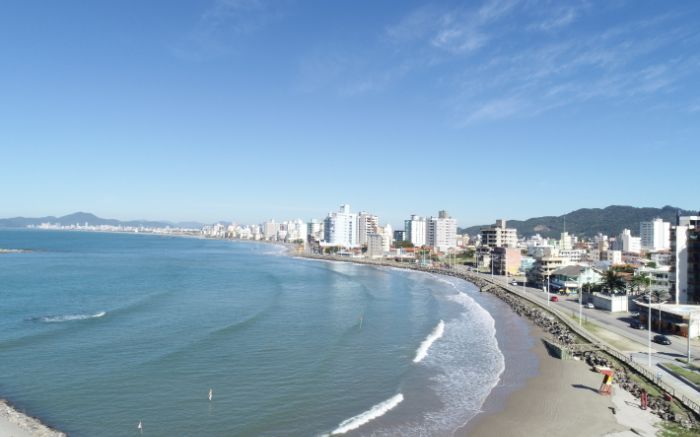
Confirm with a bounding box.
[0,230,506,436]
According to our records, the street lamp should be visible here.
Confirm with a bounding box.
[647,289,652,367]
[547,274,551,307]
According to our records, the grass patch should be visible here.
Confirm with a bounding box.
[665,364,700,385]
[657,420,700,437]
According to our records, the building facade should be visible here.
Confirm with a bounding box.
[426,210,457,252]
[357,212,379,246]
[481,219,518,248]
[404,215,427,247]
[640,218,671,251]
[323,204,358,248]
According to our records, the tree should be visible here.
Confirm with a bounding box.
[601,270,626,294]
[629,273,651,297]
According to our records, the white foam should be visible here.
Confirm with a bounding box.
[41,311,106,323]
[413,320,445,363]
[330,393,404,435]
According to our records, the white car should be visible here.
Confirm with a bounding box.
[510,280,518,286]
[586,303,595,309]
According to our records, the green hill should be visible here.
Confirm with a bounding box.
[459,205,695,238]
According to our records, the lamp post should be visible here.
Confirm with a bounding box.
[688,313,693,365]
[547,274,551,307]
[578,281,584,327]
[648,289,652,367]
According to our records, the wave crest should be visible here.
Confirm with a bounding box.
[36,311,106,323]
[331,393,404,435]
[413,320,445,363]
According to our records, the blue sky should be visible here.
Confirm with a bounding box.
[1,0,699,228]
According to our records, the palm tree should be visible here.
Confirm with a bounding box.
[629,273,651,297]
[602,270,626,294]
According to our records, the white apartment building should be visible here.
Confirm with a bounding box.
[619,229,641,254]
[426,210,457,252]
[323,204,358,248]
[607,250,623,265]
[378,224,393,252]
[640,218,670,251]
[560,232,573,250]
[284,219,307,242]
[481,219,518,248]
[357,212,379,246]
[404,215,427,247]
[262,220,278,240]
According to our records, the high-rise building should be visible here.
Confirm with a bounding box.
[670,215,700,304]
[393,230,405,242]
[404,215,427,247]
[687,227,700,304]
[323,204,358,248]
[262,220,278,241]
[481,219,518,248]
[426,210,457,252]
[357,212,379,246]
[366,233,385,259]
[640,218,671,251]
[618,229,641,254]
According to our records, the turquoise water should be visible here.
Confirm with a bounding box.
[0,230,506,436]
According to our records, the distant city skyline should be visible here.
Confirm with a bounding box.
[2,1,699,227]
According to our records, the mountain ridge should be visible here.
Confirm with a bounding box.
[0,212,204,229]
[459,205,696,238]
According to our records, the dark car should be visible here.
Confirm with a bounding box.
[653,334,671,345]
[630,319,643,329]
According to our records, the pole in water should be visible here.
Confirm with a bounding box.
[137,420,143,433]
[209,388,213,401]
[359,315,363,329]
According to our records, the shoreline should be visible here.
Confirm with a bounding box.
[0,400,65,437]
[295,254,698,435]
[0,236,693,435]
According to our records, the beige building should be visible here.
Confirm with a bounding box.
[481,219,518,248]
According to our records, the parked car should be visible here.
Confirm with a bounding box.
[511,280,518,286]
[550,296,559,302]
[586,302,595,309]
[653,334,672,345]
[630,319,643,329]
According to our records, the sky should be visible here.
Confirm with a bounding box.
[1,0,699,228]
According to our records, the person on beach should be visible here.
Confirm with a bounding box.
[640,389,648,410]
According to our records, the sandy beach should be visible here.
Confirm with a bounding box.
[0,401,65,437]
[461,326,661,437]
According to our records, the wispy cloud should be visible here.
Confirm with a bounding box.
[171,0,281,61]
[383,1,700,125]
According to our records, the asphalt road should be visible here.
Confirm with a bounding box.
[482,273,700,362]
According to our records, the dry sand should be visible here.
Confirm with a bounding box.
[460,330,662,437]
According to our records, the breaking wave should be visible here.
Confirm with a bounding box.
[413,320,445,363]
[330,393,404,435]
[35,311,107,323]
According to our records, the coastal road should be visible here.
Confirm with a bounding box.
[475,271,700,362]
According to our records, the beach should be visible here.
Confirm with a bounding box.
[460,316,667,437]
[0,401,65,437]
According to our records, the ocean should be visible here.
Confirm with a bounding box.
[0,229,532,436]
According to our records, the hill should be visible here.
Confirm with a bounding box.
[0,212,204,229]
[459,205,696,238]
